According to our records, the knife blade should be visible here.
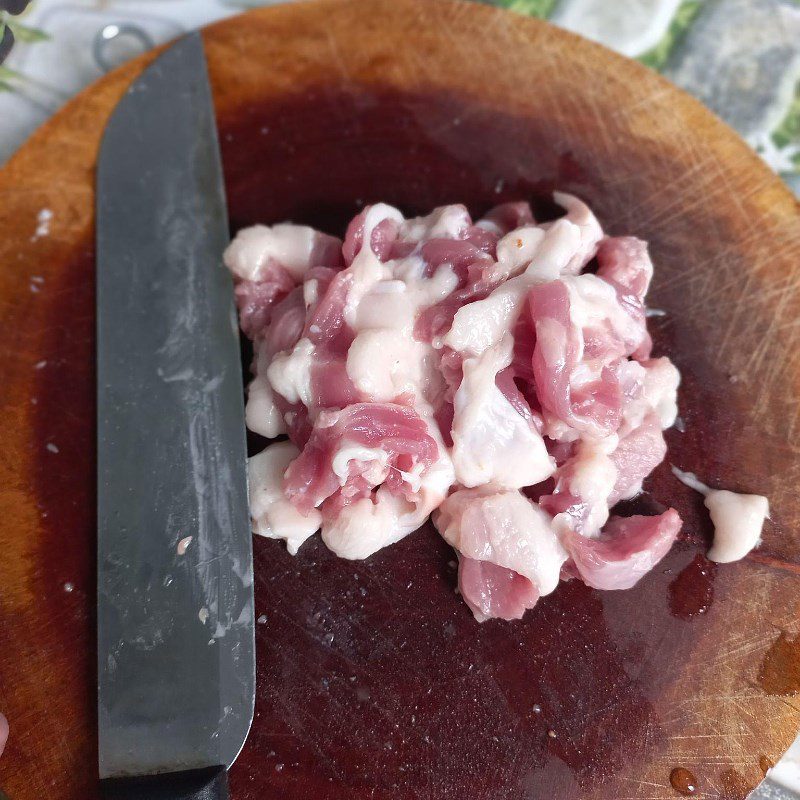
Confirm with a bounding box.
[96,32,254,797]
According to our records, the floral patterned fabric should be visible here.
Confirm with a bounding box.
[0,0,798,196]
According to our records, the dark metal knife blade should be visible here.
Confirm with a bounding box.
[96,32,254,799]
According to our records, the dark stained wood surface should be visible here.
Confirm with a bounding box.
[1,1,800,798]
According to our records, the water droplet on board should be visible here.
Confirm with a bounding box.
[759,631,800,695]
[669,767,697,795]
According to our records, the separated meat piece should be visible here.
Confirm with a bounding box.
[434,486,568,621]
[705,492,770,563]
[529,269,652,439]
[672,467,770,564]
[562,509,682,590]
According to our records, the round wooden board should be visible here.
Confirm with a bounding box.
[1,1,800,798]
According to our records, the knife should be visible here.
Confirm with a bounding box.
[96,32,254,799]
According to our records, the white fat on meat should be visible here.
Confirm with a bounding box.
[267,338,315,407]
[345,260,456,402]
[551,191,603,272]
[452,336,555,489]
[434,487,568,597]
[525,218,585,282]
[224,223,324,282]
[352,264,458,333]
[563,272,642,361]
[400,204,471,242]
[346,329,442,402]
[246,344,287,438]
[246,375,286,438]
[323,424,455,559]
[616,357,681,438]
[642,358,681,429]
[553,437,619,536]
[322,491,421,560]
[303,279,319,308]
[249,442,321,555]
[494,226,545,277]
[343,204,404,327]
[671,466,769,564]
[444,219,583,356]
[331,442,390,487]
[706,492,770,564]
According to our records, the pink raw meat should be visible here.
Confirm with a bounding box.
[303,269,360,409]
[609,413,667,504]
[596,236,653,299]
[230,226,343,339]
[494,367,542,431]
[596,236,653,360]
[529,281,623,436]
[563,509,682,590]
[343,208,400,265]
[510,313,536,384]
[234,267,296,340]
[262,286,306,359]
[459,557,540,622]
[414,272,498,343]
[464,225,500,255]
[420,238,494,280]
[284,403,439,514]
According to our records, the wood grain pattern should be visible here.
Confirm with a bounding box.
[1,1,799,798]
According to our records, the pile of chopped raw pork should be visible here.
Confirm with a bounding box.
[225,194,768,622]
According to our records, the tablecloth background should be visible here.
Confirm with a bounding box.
[1,0,799,197]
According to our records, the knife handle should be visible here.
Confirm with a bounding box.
[101,766,228,800]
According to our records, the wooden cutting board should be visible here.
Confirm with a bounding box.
[1,1,800,798]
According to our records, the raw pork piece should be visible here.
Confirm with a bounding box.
[672,467,770,564]
[434,486,567,622]
[227,193,761,622]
